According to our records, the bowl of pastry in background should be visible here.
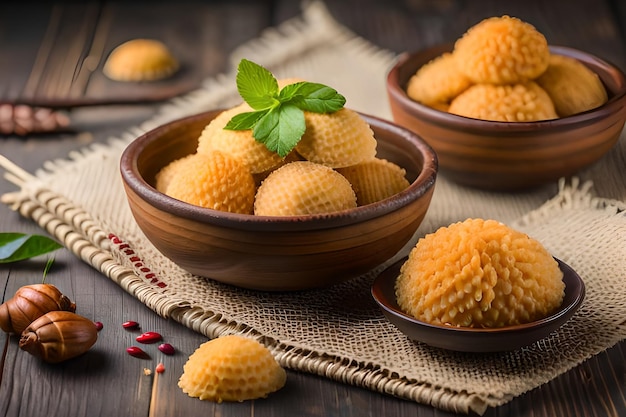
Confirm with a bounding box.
[386,15,626,190]
[120,108,437,291]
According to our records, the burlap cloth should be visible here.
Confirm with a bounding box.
[1,2,625,415]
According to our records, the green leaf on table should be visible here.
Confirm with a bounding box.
[227,58,346,157]
[0,233,63,263]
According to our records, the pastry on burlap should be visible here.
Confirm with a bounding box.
[1,3,625,416]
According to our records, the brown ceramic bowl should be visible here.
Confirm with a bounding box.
[371,257,585,352]
[120,109,438,291]
[387,44,626,190]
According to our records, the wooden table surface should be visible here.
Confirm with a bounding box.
[1,1,625,416]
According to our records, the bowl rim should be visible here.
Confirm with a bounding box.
[120,110,438,231]
[371,257,586,352]
[386,44,626,133]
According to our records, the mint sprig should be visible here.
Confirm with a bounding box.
[224,59,346,157]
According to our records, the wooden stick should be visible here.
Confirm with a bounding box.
[148,363,165,417]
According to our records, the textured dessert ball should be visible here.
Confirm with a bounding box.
[252,150,304,186]
[254,161,357,216]
[536,54,608,117]
[197,103,285,174]
[406,52,472,107]
[162,150,256,214]
[154,154,195,193]
[448,82,557,122]
[395,218,565,328]
[178,335,286,403]
[454,16,550,84]
[295,108,377,168]
[337,158,410,206]
[103,39,179,82]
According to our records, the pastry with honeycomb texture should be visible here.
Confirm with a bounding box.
[197,103,285,174]
[535,54,608,117]
[337,158,410,206]
[254,161,357,216]
[295,108,377,168]
[406,52,472,107]
[178,335,286,403]
[448,82,557,122]
[395,218,565,328]
[160,150,256,214]
[454,16,550,84]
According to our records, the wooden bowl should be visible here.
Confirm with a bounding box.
[120,110,438,291]
[372,257,585,352]
[386,44,626,190]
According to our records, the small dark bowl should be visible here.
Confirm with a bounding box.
[387,44,626,190]
[371,258,585,352]
[120,110,438,291]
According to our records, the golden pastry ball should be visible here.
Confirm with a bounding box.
[454,16,550,84]
[178,335,286,403]
[448,81,558,122]
[395,218,565,328]
[154,153,195,193]
[295,108,377,168]
[254,161,357,216]
[535,54,608,117]
[103,39,179,82]
[337,158,410,206]
[406,52,472,107]
[161,150,256,214]
[197,103,285,174]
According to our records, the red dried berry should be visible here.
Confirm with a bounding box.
[126,346,150,359]
[157,343,175,355]
[155,363,165,374]
[136,331,162,344]
[94,321,104,331]
[122,320,140,330]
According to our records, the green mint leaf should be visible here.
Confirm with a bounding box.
[280,82,346,113]
[253,104,305,157]
[236,59,279,110]
[0,233,63,263]
[224,110,269,130]
[227,59,347,157]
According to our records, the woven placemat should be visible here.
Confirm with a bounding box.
[2,2,625,415]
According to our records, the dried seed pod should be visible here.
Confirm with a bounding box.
[122,320,140,330]
[126,346,150,359]
[0,284,76,334]
[136,331,162,344]
[19,311,98,363]
[158,343,175,355]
